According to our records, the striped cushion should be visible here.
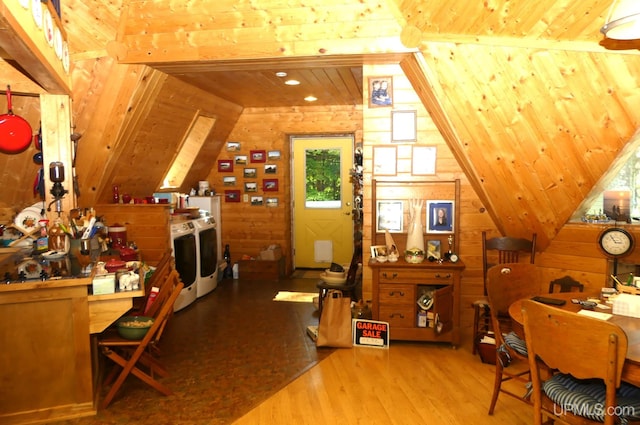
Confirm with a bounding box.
[503,331,528,356]
[543,373,640,424]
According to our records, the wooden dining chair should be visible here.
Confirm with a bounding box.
[548,275,584,294]
[317,250,361,318]
[472,232,536,355]
[98,272,184,409]
[486,263,540,415]
[521,299,640,425]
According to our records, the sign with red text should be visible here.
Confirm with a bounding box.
[352,319,390,349]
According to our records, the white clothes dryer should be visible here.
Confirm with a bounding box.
[192,216,218,297]
[170,220,197,312]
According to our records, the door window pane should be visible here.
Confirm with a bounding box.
[305,148,341,208]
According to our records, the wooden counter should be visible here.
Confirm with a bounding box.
[0,275,143,424]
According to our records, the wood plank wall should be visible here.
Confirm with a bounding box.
[208,105,363,276]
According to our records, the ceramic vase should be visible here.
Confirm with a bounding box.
[406,199,425,253]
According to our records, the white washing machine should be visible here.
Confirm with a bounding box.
[170,220,197,312]
[192,216,218,297]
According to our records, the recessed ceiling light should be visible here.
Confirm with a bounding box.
[284,79,300,85]
[304,96,317,102]
[275,71,287,77]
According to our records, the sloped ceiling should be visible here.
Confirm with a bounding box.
[6,0,640,249]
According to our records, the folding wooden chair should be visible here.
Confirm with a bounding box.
[98,273,184,409]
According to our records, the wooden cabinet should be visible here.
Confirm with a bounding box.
[370,258,464,345]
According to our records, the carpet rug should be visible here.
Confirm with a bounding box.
[273,291,317,303]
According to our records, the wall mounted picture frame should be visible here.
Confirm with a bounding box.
[376,200,404,233]
[243,168,257,178]
[264,164,277,174]
[218,159,233,172]
[263,179,279,192]
[234,155,247,165]
[250,150,266,163]
[251,196,264,206]
[427,240,441,260]
[224,190,241,202]
[427,200,454,233]
[412,145,437,175]
[373,145,397,176]
[267,150,281,161]
[226,141,241,151]
[244,182,257,192]
[391,110,417,142]
[266,197,279,207]
[368,76,393,108]
[223,176,236,186]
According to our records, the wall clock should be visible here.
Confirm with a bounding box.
[598,227,635,258]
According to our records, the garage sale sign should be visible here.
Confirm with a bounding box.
[352,319,390,348]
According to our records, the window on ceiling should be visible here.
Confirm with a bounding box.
[161,114,216,189]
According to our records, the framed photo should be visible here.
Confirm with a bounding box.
[223,176,236,186]
[244,182,258,192]
[226,141,241,151]
[368,76,393,108]
[427,200,454,233]
[234,155,247,165]
[250,196,264,206]
[412,146,437,175]
[427,240,441,260]
[250,150,266,163]
[218,159,233,172]
[266,197,279,207]
[263,179,278,192]
[267,150,281,161]
[391,110,417,142]
[224,190,241,202]
[264,164,277,174]
[376,200,403,233]
[243,168,257,178]
[373,146,397,176]
[370,245,389,259]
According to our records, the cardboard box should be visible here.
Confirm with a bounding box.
[259,244,282,261]
[92,273,116,295]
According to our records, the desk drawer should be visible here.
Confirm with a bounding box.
[378,268,453,284]
[379,306,415,328]
[379,284,414,305]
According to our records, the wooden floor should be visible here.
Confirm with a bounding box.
[233,334,533,424]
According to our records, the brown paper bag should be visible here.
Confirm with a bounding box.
[317,290,353,348]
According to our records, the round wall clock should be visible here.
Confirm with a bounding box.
[598,227,635,258]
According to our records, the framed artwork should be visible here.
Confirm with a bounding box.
[223,176,236,186]
[224,190,241,202]
[226,141,241,151]
[218,159,233,172]
[427,200,454,233]
[373,146,397,176]
[263,179,278,192]
[266,197,279,207]
[234,155,247,165]
[250,150,266,163]
[391,110,417,142]
[244,182,257,192]
[370,245,389,259]
[264,164,277,174]
[243,168,257,178]
[412,146,437,175]
[427,240,441,260]
[267,150,281,161]
[368,76,393,108]
[251,196,264,206]
[376,200,404,233]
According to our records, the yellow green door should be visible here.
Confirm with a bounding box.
[293,135,354,268]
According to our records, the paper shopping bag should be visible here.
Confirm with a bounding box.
[317,290,353,348]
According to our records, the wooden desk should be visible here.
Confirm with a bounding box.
[509,292,640,387]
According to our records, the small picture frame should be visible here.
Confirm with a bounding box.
[368,76,393,108]
[264,164,277,174]
[373,146,397,176]
[370,245,388,259]
[427,200,454,233]
[224,190,241,202]
[251,196,264,206]
[263,179,278,192]
[267,150,281,161]
[234,155,247,165]
[391,110,417,143]
[266,197,279,207]
[412,146,437,175]
[243,168,257,178]
[223,176,236,186]
[427,240,441,260]
[218,159,233,172]
[250,150,266,163]
[226,141,241,151]
[376,200,403,233]
[244,182,258,192]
